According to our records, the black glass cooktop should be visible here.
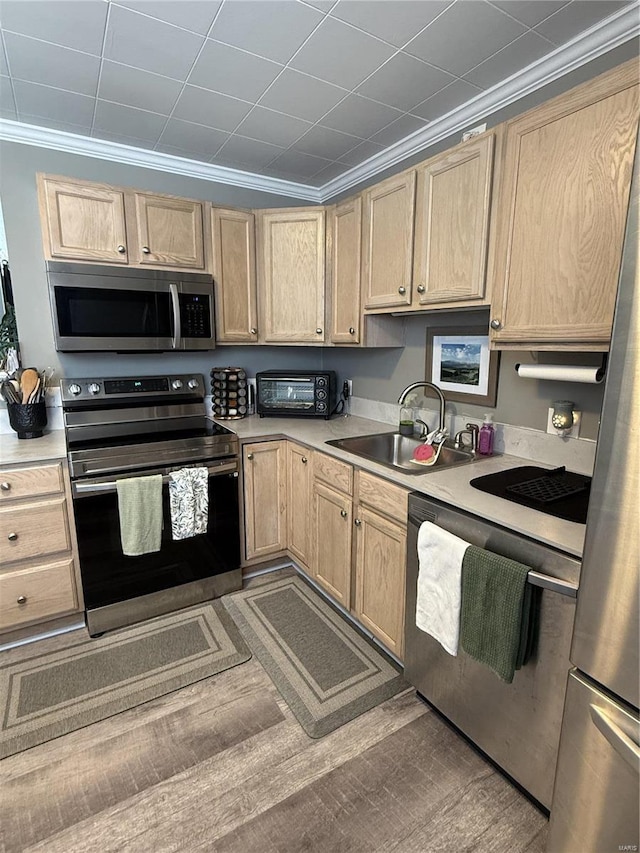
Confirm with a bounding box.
[470,466,591,524]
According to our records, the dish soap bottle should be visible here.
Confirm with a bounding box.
[477,413,495,456]
[399,404,415,436]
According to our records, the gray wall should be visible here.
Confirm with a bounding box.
[3,43,631,439]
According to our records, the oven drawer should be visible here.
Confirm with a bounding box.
[0,463,64,502]
[0,558,77,630]
[0,497,70,564]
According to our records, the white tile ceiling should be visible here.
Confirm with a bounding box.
[0,0,636,194]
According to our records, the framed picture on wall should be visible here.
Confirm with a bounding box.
[425,326,500,407]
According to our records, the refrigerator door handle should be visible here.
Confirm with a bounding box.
[590,703,640,772]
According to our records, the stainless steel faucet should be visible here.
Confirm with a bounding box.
[397,382,446,434]
[454,423,479,452]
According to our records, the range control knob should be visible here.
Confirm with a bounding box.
[68,383,82,396]
[172,379,184,390]
[88,383,101,395]
[187,378,199,390]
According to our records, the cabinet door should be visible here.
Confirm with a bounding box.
[287,442,313,570]
[243,441,287,561]
[132,192,205,268]
[413,134,494,307]
[362,170,415,310]
[354,505,406,659]
[258,208,325,342]
[329,197,362,343]
[312,481,352,609]
[38,175,128,263]
[491,61,639,348]
[212,207,258,342]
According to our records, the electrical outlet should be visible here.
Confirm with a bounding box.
[547,408,581,438]
[343,379,353,398]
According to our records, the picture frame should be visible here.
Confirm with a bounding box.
[425,326,499,407]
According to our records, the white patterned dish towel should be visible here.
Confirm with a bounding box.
[169,467,209,540]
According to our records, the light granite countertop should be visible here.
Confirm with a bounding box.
[0,429,67,467]
[221,413,586,559]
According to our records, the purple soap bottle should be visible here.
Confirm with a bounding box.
[477,413,495,456]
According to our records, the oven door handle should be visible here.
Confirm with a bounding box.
[170,282,181,350]
[72,460,238,498]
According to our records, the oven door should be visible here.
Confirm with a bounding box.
[72,459,241,635]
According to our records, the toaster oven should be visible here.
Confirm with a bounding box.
[256,370,338,419]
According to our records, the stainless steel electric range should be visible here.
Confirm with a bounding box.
[61,374,241,636]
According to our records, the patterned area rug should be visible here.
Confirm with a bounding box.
[0,602,250,759]
[223,575,406,738]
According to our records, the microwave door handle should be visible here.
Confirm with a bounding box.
[170,283,182,349]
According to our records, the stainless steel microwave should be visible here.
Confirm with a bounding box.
[47,261,216,352]
[256,370,337,419]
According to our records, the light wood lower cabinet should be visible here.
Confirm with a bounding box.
[286,442,313,570]
[312,480,353,609]
[0,461,81,635]
[243,441,287,561]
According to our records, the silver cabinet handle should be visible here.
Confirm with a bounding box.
[490,318,502,330]
[590,704,640,772]
[398,286,406,295]
[142,246,151,254]
[17,595,27,605]
[7,532,18,541]
[1,482,10,491]
[117,245,126,254]
[340,509,348,519]
[354,518,362,527]
[417,284,426,294]
[301,457,307,464]
[250,328,258,335]
[316,328,323,335]
[349,327,356,335]
[247,453,254,460]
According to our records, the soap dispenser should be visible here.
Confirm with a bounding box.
[399,404,415,436]
[477,413,495,456]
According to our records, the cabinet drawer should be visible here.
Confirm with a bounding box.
[0,497,70,563]
[0,558,77,631]
[0,463,64,502]
[357,471,409,525]
[314,452,353,495]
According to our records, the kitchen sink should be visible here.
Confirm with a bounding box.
[325,432,489,475]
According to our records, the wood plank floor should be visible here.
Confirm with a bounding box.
[1,572,548,853]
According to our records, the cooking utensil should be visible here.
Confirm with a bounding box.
[20,368,39,404]
[27,376,42,403]
[1,380,21,404]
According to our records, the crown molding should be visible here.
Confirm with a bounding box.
[0,5,636,204]
[0,120,324,203]
[318,4,640,201]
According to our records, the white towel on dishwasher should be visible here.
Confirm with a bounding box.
[169,467,209,540]
[416,521,471,656]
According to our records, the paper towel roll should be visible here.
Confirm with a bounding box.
[515,363,605,383]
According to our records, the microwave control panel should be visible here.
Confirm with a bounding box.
[180,294,212,338]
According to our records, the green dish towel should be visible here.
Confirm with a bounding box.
[460,545,535,683]
[116,474,163,556]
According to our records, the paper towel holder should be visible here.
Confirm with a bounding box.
[514,354,607,383]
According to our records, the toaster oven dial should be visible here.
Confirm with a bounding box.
[317,402,327,412]
[316,377,327,387]
[317,389,326,400]
[172,379,184,390]
[88,383,101,395]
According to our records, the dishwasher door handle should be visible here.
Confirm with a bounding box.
[526,570,578,598]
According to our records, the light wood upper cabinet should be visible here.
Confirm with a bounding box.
[258,208,325,343]
[243,441,287,561]
[362,170,416,310]
[413,133,495,308]
[38,175,128,263]
[131,192,205,268]
[212,207,258,343]
[328,196,362,343]
[287,442,313,571]
[490,60,639,349]
[38,174,207,271]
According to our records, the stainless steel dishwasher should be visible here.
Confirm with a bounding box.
[404,493,580,811]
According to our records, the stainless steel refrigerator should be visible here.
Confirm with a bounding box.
[547,152,639,849]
